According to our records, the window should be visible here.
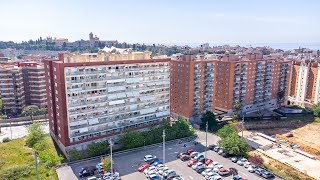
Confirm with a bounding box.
[54,67,56,71]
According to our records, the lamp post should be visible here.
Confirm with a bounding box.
[162,130,166,164]
[34,151,39,180]
[205,121,208,159]
[241,116,245,138]
[109,138,113,173]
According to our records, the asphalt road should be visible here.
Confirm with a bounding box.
[62,131,279,180]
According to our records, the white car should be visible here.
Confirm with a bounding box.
[156,164,166,170]
[205,172,218,179]
[237,158,247,166]
[207,162,219,169]
[158,167,170,176]
[146,170,157,178]
[192,162,203,170]
[209,174,223,180]
[144,166,157,175]
[144,155,157,162]
[217,149,224,155]
[163,169,176,179]
[244,161,251,168]
[149,173,161,180]
[190,152,199,158]
[247,165,256,173]
[202,169,214,176]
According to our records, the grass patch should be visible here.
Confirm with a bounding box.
[0,136,59,180]
[313,118,320,123]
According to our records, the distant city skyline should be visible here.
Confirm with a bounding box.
[0,0,320,44]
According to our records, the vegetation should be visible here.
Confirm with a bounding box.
[277,90,285,107]
[101,157,113,172]
[26,122,46,147]
[0,98,3,113]
[200,111,217,131]
[248,154,264,166]
[233,101,241,119]
[0,137,59,180]
[68,148,84,161]
[87,142,110,157]
[217,125,249,156]
[313,102,320,118]
[119,118,195,150]
[22,105,40,121]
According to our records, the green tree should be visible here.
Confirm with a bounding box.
[277,90,285,107]
[200,111,217,131]
[68,148,83,161]
[101,157,113,172]
[25,122,45,147]
[0,98,3,113]
[233,101,241,119]
[87,142,109,156]
[313,102,320,118]
[217,124,237,139]
[219,133,249,156]
[118,131,145,149]
[22,105,40,122]
[38,149,63,168]
[39,108,48,119]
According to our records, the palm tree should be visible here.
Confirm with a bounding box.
[22,105,39,122]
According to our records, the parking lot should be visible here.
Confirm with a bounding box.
[57,131,276,180]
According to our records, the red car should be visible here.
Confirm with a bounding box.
[186,148,194,155]
[138,164,150,172]
[187,159,198,167]
[205,159,213,166]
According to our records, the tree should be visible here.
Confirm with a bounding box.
[200,111,217,131]
[22,105,40,122]
[101,157,113,172]
[25,122,45,147]
[219,133,249,156]
[248,154,264,166]
[217,124,237,139]
[87,142,109,156]
[313,102,320,118]
[118,131,145,149]
[68,148,83,161]
[0,98,3,113]
[233,101,241,119]
[277,90,285,107]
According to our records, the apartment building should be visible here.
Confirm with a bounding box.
[19,62,47,108]
[0,65,25,115]
[44,53,170,154]
[288,60,320,107]
[170,54,290,121]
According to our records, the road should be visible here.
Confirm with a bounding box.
[0,122,49,142]
[58,131,276,180]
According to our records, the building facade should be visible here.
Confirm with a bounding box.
[44,54,170,154]
[170,54,291,121]
[288,61,320,107]
[0,66,25,115]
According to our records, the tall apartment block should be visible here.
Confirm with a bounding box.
[0,62,47,115]
[44,53,170,154]
[170,54,290,121]
[0,65,25,115]
[288,61,320,107]
[19,62,47,108]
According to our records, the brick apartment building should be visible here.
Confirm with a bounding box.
[0,62,47,115]
[44,53,170,154]
[170,54,291,121]
[288,60,320,107]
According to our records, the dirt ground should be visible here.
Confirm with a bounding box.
[253,122,320,152]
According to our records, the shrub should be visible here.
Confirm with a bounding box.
[248,154,264,166]
[68,148,83,161]
[87,142,109,156]
[26,123,45,147]
[2,137,11,143]
[0,165,31,179]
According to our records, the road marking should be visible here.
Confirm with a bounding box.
[189,176,194,179]
[168,148,172,150]
[240,172,248,177]
[174,151,179,153]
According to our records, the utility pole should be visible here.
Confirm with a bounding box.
[205,121,208,159]
[35,151,39,180]
[109,138,113,173]
[163,130,166,164]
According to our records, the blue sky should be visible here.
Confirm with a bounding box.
[0,0,319,44]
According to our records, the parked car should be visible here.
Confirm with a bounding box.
[205,159,213,166]
[207,162,220,169]
[230,156,238,163]
[163,170,176,179]
[180,155,191,161]
[218,168,230,176]
[190,152,199,158]
[262,170,275,179]
[202,169,214,176]
[222,152,231,158]
[208,144,216,150]
[210,175,223,180]
[156,164,166,170]
[243,162,251,168]
[198,157,206,163]
[205,171,218,179]
[194,154,204,160]
[217,149,224,155]
[196,166,206,173]
[171,175,184,180]
[144,155,157,162]
[285,132,294,137]
[233,175,244,180]
[213,146,220,152]
[143,166,157,175]
[237,158,247,166]
[138,164,150,172]
[187,159,198,167]
[247,165,256,173]
[186,148,195,155]
[146,170,157,179]
[177,152,188,158]
[96,163,103,170]
[158,167,170,176]
[102,172,120,180]
[192,162,204,170]
[255,167,264,176]
[149,173,161,180]
[148,158,160,165]
[79,166,97,178]
[151,159,162,166]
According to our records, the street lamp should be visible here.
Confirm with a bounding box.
[162,130,166,164]
[34,151,39,180]
[205,121,208,160]
[109,138,113,173]
[241,116,245,138]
